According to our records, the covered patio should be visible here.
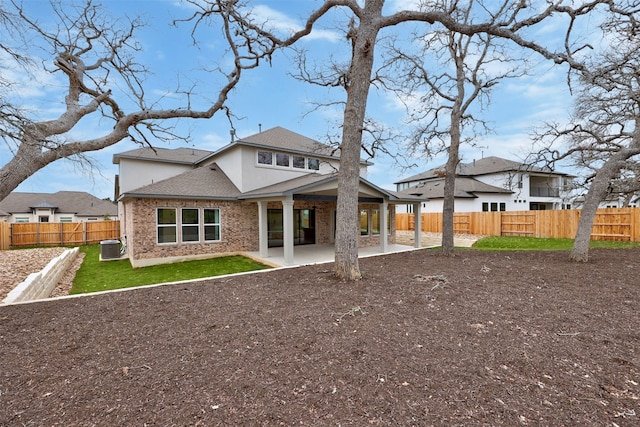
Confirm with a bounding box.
[247,241,429,268]
[242,173,429,266]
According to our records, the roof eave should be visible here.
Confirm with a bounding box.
[119,193,239,202]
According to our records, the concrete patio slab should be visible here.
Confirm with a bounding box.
[247,243,426,268]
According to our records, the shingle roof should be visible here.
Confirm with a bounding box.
[240,173,339,198]
[241,172,427,203]
[112,147,212,165]
[123,163,427,204]
[237,126,337,158]
[395,156,567,185]
[398,177,512,199]
[209,126,374,165]
[122,163,241,199]
[0,191,117,216]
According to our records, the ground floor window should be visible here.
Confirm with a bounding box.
[157,208,177,243]
[360,209,369,235]
[482,202,506,212]
[157,207,222,244]
[267,208,315,247]
[204,209,221,241]
[372,209,381,235]
[181,208,199,242]
[360,207,381,236]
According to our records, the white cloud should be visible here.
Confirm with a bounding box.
[248,4,341,43]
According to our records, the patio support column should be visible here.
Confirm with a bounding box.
[413,202,422,248]
[257,201,268,258]
[282,198,294,265]
[380,200,388,253]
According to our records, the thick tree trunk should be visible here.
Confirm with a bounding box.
[442,116,462,255]
[334,0,383,281]
[571,154,628,262]
[442,61,464,256]
[572,122,640,262]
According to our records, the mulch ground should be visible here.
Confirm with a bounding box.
[1,248,639,426]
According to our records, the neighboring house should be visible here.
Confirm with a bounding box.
[395,156,574,213]
[114,126,424,267]
[0,191,117,223]
[573,193,640,209]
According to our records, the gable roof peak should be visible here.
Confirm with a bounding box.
[237,126,336,157]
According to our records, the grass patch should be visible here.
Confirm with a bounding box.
[71,244,271,294]
[472,236,640,251]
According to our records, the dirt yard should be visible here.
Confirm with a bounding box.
[1,247,638,426]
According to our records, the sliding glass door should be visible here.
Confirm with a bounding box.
[267,208,316,247]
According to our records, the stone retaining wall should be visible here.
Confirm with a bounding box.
[2,247,79,304]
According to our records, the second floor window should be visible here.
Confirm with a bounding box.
[257,151,273,165]
[276,153,290,167]
[257,150,321,172]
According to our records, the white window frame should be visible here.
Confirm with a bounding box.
[257,150,273,165]
[203,208,221,242]
[157,208,177,244]
[181,208,200,243]
[256,150,321,172]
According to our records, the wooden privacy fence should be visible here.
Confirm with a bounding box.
[396,208,640,242]
[6,220,120,248]
[0,222,10,250]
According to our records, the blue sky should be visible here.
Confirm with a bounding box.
[4,0,591,200]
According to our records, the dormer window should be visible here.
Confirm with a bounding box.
[293,155,305,169]
[256,149,321,172]
[257,151,273,165]
[308,158,320,171]
[276,153,290,167]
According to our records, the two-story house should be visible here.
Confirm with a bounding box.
[0,191,117,223]
[395,156,574,213]
[114,126,424,267]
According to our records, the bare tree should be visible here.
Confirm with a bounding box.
[191,0,615,280]
[381,0,526,255]
[0,0,279,202]
[534,2,640,261]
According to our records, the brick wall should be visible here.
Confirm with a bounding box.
[122,197,398,266]
[123,198,258,265]
[357,203,397,248]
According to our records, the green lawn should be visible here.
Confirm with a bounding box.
[71,244,271,294]
[472,235,640,250]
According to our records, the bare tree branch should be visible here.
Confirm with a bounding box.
[0,0,281,201]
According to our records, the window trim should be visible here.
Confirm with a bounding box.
[307,157,320,171]
[371,209,380,235]
[360,209,369,236]
[276,152,290,167]
[157,207,222,245]
[181,208,200,243]
[157,208,178,244]
[256,150,321,172]
[203,208,221,242]
[257,150,273,166]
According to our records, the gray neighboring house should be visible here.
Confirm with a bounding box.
[395,156,575,213]
[114,126,426,267]
[0,191,117,223]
